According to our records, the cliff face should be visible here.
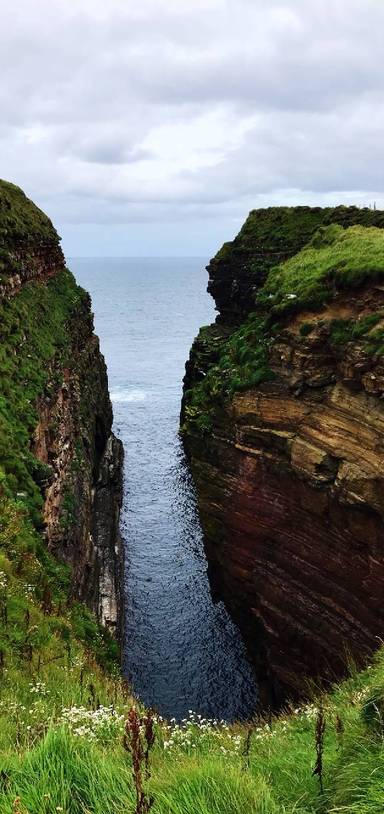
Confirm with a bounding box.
[182,206,384,704]
[0,180,123,634]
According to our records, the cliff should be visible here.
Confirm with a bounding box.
[182,206,384,704]
[0,180,123,634]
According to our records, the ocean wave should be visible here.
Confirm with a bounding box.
[110,388,147,403]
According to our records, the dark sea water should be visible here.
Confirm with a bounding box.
[71,257,257,721]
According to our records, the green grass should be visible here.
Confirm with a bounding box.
[260,225,384,315]
[0,180,56,244]
[2,647,384,811]
[328,313,384,346]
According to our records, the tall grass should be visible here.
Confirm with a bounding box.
[2,650,384,812]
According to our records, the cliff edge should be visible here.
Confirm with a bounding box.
[182,206,384,704]
[0,180,123,635]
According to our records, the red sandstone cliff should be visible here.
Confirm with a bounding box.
[182,206,384,704]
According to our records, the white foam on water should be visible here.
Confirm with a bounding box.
[110,388,147,403]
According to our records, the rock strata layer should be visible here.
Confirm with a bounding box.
[182,206,384,704]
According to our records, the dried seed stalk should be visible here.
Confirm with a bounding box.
[312,705,326,794]
[124,707,155,814]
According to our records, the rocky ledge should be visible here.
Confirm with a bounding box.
[182,206,384,705]
[0,180,123,635]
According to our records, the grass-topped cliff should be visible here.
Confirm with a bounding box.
[0,181,64,287]
[0,181,56,245]
[0,180,118,658]
[206,205,384,325]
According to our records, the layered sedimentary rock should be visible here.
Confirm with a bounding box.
[0,180,123,633]
[182,206,384,704]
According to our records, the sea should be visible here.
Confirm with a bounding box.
[71,257,257,721]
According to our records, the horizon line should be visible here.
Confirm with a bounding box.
[67,255,209,260]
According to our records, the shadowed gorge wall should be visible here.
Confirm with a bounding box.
[0,180,123,634]
[182,206,384,705]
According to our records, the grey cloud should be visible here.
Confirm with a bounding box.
[1,0,384,254]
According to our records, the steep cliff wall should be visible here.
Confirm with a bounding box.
[0,180,123,634]
[182,206,384,704]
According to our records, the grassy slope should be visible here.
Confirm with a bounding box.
[0,181,55,245]
[260,224,384,313]
[2,191,384,811]
[2,642,384,812]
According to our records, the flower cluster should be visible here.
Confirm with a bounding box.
[0,571,7,590]
[161,711,243,756]
[0,700,26,714]
[29,681,49,696]
[291,703,319,721]
[60,705,125,740]
[253,722,279,742]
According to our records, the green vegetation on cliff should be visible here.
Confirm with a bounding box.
[177,205,384,813]
[0,269,118,669]
[0,269,87,521]
[0,181,56,247]
[182,316,275,433]
[0,180,61,279]
[0,184,120,775]
[260,224,384,315]
[207,205,384,323]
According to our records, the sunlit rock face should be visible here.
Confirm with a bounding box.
[182,205,384,705]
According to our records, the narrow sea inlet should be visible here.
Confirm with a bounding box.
[71,257,257,720]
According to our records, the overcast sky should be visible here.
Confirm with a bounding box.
[2,0,384,257]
